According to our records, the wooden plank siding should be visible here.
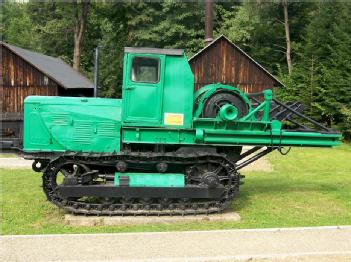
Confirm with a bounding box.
[1,86,57,114]
[1,45,59,116]
[189,36,279,94]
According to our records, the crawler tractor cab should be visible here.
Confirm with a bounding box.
[23,47,341,216]
[122,47,194,129]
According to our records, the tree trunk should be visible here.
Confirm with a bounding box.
[283,0,292,74]
[73,0,90,71]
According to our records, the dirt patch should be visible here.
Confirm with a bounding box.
[251,254,351,262]
[240,158,273,172]
[65,210,241,226]
[0,157,32,169]
[239,146,273,172]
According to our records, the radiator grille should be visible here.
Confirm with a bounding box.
[52,113,69,126]
[74,120,93,144]
[97,122,116,138]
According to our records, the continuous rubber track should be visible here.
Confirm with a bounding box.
[41,151,241,216]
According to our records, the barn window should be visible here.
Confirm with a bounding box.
[131,57,160,84]
[44,76,49,85]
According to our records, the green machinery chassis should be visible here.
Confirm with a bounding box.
[23,90,341,216]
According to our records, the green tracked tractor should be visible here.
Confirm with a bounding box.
[23,47,341,215]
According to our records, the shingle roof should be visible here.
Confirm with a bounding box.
[1,42,94,89]
[189,35,284,86]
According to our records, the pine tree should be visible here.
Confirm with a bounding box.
[126,1,205,56]
[283,2,351,134]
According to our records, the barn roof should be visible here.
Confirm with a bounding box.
[1,42,94,89]
[189,35,283,86]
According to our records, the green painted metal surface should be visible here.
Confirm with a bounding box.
[23,96,122,152]
[193,84,252,119]
[114,173,185,187]
[122,125,340,147]
[122,51,194,128]
[122,53,165,126]
[23,48,341,156]
[219,104,238,121]
[241,90,272,122]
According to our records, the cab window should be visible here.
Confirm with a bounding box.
[131,57,160,84]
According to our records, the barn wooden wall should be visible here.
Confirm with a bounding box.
[189,38,276,93]
[0,45,58,115]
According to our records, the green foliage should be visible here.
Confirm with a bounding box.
[216,3,259,48]
[26,1,75,63]
[126,1,205,56]
[92,3,129,97]
[217,1,314,74]
[1,1,40,50]
[217,2,279,71]
[277,2,351,134]
[2,0,351,136]
[95,18,126,97]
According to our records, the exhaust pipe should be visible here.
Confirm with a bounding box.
[205,0,213,46]
[93,47,99,97]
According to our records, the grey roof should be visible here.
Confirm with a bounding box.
[1,42,94,89]
[125,47,184,56]
[189,35,284,86]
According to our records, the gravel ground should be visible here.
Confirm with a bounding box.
[239,146,273,172]
[64,211,240,226]
[241,157,272,172]
[0,157,272,171]
[2,226,351,262]
[0,157,32,169]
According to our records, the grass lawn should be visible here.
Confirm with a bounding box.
[1,144,350,235]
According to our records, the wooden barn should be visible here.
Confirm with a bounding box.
[189,35,283,93]
[0,42,94,149]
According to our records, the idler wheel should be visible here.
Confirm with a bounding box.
[32,160,42,172]
[32,160,48,172]
[201,172,220,189]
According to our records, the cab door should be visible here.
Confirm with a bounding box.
[122,54,165,126]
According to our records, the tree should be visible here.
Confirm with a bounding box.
[92,2,129,97]
[72,0,90,70]
[281,1,351,133]
[1,1,40,50]
[27,1,76,64]
[282,0,292,74]
[217,1,287,74]
[217,1,313,75]
[3,0,351,138]
[27,1,91,71]
[125,1,205,56]
[215,2,258,49]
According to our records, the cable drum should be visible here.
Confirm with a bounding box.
[201,91,249,119]
[200,89,250,163]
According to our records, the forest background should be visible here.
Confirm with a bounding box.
[1,0,350,139]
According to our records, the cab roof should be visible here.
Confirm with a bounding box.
[124,47,184,56]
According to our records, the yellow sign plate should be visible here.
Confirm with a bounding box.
[164,113,184,126]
